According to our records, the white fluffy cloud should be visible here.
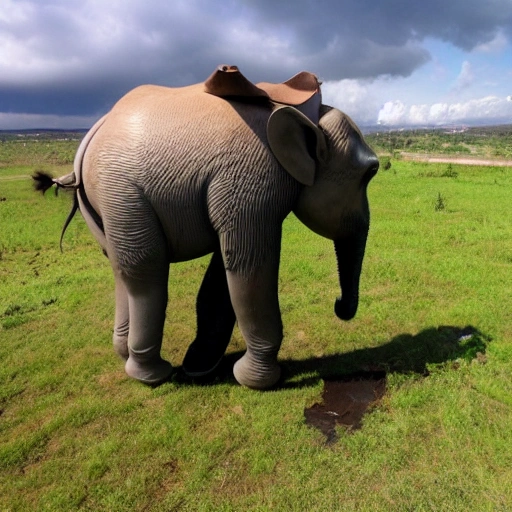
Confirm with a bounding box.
[377,96,512,126]
[321,68,512,127]
[321,80,381,125]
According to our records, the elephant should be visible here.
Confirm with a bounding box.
[34,65,379,389]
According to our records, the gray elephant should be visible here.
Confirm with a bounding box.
[34,65,379,389]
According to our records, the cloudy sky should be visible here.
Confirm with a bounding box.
[1,0,511,129]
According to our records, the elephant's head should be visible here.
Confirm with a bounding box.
[267,105,379,321]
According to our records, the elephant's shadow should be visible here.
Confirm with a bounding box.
[174,325,490,388]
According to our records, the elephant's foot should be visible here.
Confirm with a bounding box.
[113,335,129,360]
[233,353,281,390]
[125,350,173,385]
[182,337,231,378]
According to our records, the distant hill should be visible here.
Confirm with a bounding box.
[0,129,88,142]
[362,123,512,136]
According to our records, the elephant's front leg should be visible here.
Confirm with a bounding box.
[182,250,236,377]
[226,256,283,390]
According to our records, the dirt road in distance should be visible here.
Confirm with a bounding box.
[400,153,512,167]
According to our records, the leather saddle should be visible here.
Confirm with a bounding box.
[204,65,321,106]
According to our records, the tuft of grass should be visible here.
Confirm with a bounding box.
[441,163,458,178]
[434,191,446,211]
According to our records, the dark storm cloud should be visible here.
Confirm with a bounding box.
[242,0,512,51]
[1,0,511,117]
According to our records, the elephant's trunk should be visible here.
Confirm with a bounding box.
[333,227,368,321]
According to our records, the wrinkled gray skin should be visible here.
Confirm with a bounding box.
[62,82,378,389]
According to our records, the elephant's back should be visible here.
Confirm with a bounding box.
[97,84,272,180]
[84,82,277,190]
[109,83,270,138]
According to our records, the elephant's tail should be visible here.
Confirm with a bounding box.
[32,114,108,253]
[32,170,80,252]
[33,170,77,194]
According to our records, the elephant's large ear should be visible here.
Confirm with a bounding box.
[267,106,327,186]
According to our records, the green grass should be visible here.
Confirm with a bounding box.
[1,157,512,511]
[0,136,79,166]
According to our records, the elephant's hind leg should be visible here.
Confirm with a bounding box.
[182,250,236,377]
[123,272,172,384]
[103,197,173,385]
[112,277,129,360]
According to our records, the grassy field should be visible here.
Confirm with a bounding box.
[1,136,512,510]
